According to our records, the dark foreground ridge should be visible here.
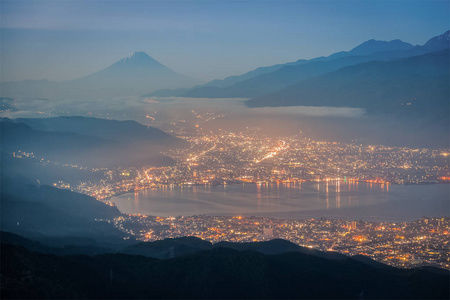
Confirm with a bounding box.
[1,233,449,299]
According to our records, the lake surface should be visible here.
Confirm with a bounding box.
[110,182,449,221]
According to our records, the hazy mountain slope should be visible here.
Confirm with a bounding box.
[346,39,415,56]
[0,52,197,98]
[246,49,449,119]
[423,30,450,52]
[146,59,311,97]
[15,116,175,143]
[0,117,179,167]
[309,38,415,62]
[2,242,449,299]
[201,59,310,88]
[147,37,417,97]
[183,55,388,98]
[68,52,197,96]
[331,30,449,63]
[0,150,107,189]
[147,31,448,99]
[149,52,401,98]
[0,177,123,239]
[182,34,444,99]
[0,119,111,158]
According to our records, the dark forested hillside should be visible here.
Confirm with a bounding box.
[0,177,124,240]
[2,242,449,299]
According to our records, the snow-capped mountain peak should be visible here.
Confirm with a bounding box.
[118,51,164,67]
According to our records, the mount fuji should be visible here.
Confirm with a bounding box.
[0,52,197,99]
[67,51,198,97]
[80,52,193,83]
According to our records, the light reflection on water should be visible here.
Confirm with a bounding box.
[112,182,449,221]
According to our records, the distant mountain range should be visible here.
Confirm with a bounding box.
[0,116,181,167]
[0,52,197,98]
[147,30,449,114]
[1,31,448,115]
[246,49,449,119]
[148,37,418,97]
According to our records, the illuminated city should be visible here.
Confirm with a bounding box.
[2,1,449,298]
[9,113,449,272]
[38,111,449,199]
[109,214,450,270]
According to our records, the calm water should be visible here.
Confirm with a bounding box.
[111,182,449,221]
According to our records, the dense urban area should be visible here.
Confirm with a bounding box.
[37,111,449,199]
[8,111,450,271]
[109,214,449,270]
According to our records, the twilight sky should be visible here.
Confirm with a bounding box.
[1,0,449,83]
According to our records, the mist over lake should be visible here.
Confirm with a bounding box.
[3,96,446,148]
